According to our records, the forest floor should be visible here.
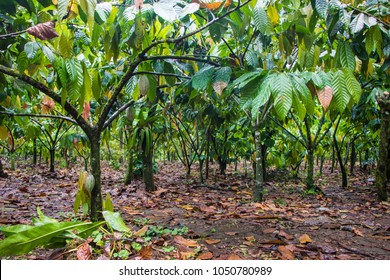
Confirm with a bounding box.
[0,159,389,260]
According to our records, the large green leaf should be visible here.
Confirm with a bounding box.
[350,13,365,34]
[343,69,362,103]
[253,5,273,35]
[336,41,356,71]
[331,70,350,113]
[251,75,272,119]
[57,0,70,20]
[24,42,40,60]
[191,66,215,91]
[102,211,132,233]
[0,222,88,256]
[311,0,328,18]
[271,73,293,119]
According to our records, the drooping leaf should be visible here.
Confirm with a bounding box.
[311,0,328,18]
[102,211,132,233]
[213,67,231,95]
[191,66,215,91]
[317,85,333,111]
[24,42,40,60]
[57,0,70,20]
[343,69,362,103]
[0,222,90,257]
[27,21,58,40]
[350,13,365,34]
[336,41,356,71]
[331,70,350,113]
[253,5,273,35]
[271,73,293,119]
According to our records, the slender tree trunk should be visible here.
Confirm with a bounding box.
[142,145,156,192]
[331,144,336,173]
[33,138,37,165]
[141,135,157,192]
[89,132,103,222]
[306,147,315,189]
[49,148,55,173]
[304,118,315,190]
[261,144,267,181]
[333,118,348,188]
[253,129,264,202]
[199,158,204,183]
[124,150,133,185]
[350,139,356,174]
[9,152,15,171]
[0,158,8,178]
[376,94,390,201]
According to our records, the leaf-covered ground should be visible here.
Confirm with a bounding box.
[0,160,389,260]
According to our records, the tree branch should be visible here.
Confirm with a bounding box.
[102,100,135,130]
[145,55,220,67]
[133,71,191,80]
[0,111,78,125]
[0,65,90,133]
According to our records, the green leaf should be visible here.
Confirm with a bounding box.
[91,70,101,101]
[102,211,132,233]
[331,70,350,113]
[24,42,40,60]
[103,194,114,212]
[79,0,97,30]
[191,66,215,91]
[251,75,272,119]
[350,13,365,34]
[336,42,356,71]
[271,73,293,119]
[58,0,70,20]
[0,225,34,237]
[17,51,29,72]
[311,0,328,18]
[0,222,88,257]
[253,5,273,35]
[153,0,177,22]
[343,69,362,103]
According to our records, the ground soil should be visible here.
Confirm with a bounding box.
[0,160,389,260]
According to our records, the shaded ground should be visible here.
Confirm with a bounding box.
[0,160,389,260]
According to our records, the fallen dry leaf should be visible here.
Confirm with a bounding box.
[134,225,149,237]
[227,254,242,260]
[140,245,152,260]
[198,251,213,260]
[245,236,256,242]
[278,230,294,240]
[174,235,198,247]
[205,238,221,245]
[299,234,313,244]
[76,242,92,260]
[225,232,238,236]
[277,245,295,260]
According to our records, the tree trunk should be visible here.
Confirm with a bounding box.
[261,144,267,181]
[124,150,133,185]
[0,158,8,178]
[253,129,264,202]
[306,147,315,189]
[33,138,37,165]
[350,139,356,175]
[142,142,156,192]
[376,94,390,201]
[49,148,55,173]
[199,158,204,183]
[333,118,348,188]
[9,152,15,171]
[89,133,103,222]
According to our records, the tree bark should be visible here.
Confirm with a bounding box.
[376,93,390,201]
[253,129,264,202]
[89,132,103,222]
[142,136,156,192]
[49,148,55,173]
[124,150,134,185]
[0,158,8,178]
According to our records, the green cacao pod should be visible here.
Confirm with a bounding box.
[138,75,149,96]
[126,106,135,122]
[83,174,95,195]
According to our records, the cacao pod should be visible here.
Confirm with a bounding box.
[138,75,149,96]
[126,106,135,122]
[83,174,95,195]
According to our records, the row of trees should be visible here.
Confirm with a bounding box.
[0,0,389,221]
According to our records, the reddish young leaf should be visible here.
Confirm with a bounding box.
[27,22,58,40]
[82,101,91,120]
[135,0,143,9]
[317,86,333,111]
[42,96,55,114]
